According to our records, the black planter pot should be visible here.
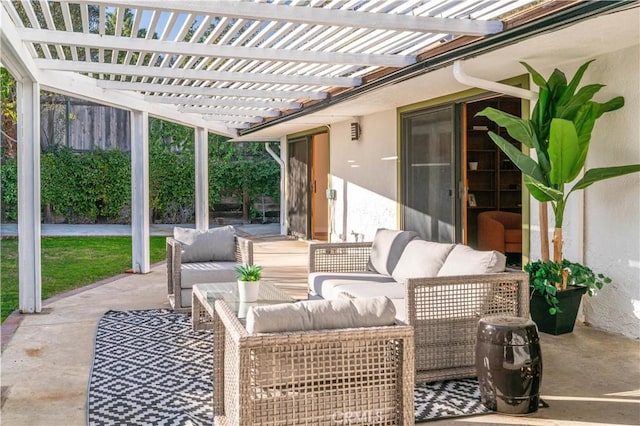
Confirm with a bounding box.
[530,285,588,335]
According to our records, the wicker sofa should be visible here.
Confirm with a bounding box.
[166,226,253,312]
[212,299,415,425]
[308,229,529,383]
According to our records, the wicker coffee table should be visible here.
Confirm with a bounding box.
[191,281,295,330]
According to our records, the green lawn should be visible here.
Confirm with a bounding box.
[0,236,167,323]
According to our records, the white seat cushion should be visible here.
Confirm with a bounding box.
[180,262,237,289]
[437,244,506,276]
[246,296,396,334]
[330,281,406,300]
[308,272,396,299]
[389,298,406,323]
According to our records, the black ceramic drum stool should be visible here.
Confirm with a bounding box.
[475,316,542,414]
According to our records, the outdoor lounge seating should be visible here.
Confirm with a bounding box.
[212,297,415,425]
[308,229,529,383]
[166,226,253,312]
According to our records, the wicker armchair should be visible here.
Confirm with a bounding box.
[309,242,529,383]
[213,300,415,425]
[166,236,253,312]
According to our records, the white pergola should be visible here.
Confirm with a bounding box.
[1,0,571,314]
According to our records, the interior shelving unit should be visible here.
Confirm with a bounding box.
[465,97,522,248]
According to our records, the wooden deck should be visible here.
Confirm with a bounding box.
[248,234,310,300]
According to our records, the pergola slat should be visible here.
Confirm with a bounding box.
[144,95,301,110]
[17,29,416,67]
[97,80,327,100]
[34,59,363,87]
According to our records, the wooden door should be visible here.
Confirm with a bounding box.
[287,137,311,239]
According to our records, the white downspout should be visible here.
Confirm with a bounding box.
[265,142,285,236]
[452,60,537,101]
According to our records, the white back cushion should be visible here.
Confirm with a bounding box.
[174,225,236,263]
[246,296,396,334]
[391,240,455,282]
[437,244,506,276]
[367,229,418,276]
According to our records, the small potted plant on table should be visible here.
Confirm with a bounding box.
[235,264,263,302]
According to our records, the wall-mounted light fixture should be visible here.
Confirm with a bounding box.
[350,118,361,141]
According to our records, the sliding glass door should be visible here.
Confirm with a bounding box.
[401,105,457,242]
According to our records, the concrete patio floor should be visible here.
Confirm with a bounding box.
[1,229,639,425]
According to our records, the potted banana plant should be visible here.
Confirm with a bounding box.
[477,60,640,334]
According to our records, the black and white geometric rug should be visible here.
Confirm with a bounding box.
[87,310,493,424]
[414,378,491,421]
[87,309,214,426]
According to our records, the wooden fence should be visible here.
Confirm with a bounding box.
[40,97,130,151]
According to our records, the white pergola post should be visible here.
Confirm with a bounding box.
[17,79,42,314]
[130,110,150,273]
[195,127,209,230]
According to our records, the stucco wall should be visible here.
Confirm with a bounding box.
[328,110,398,241]
[529,46,640,339]
[582,46,640,339]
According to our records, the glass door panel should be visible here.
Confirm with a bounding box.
[401,106,455,242]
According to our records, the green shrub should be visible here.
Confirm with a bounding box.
[0,157,17,221]
[0,120,280,224]
[40,146,131,223]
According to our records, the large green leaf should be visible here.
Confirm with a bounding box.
[557,60,595,106]
[520,61,548,89]
[524,175,563,202]
[547,68,567,101]
[557,84,604,119]
[487,132,546,183]
[570,165,640,193]
[572,97,624,170]
[549,119,582,184]
[533,87,551,146]
[596,96,624,116]
[475,107,536,148]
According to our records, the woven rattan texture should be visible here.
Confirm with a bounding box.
[406,274,528,382]
[166,236,253,312]
[213,300,415,425]
[307,241,529,383]
[309,242,373,273]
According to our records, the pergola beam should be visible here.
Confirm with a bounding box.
[83,0,503,36]
[37,71,237,136]
[199,114,264,124]
[0,9,41,81]
[18,28,416,68]
[35,59,362,87]
[177,106,280,118]
[144,95,301,110]
[97,81,327,100]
